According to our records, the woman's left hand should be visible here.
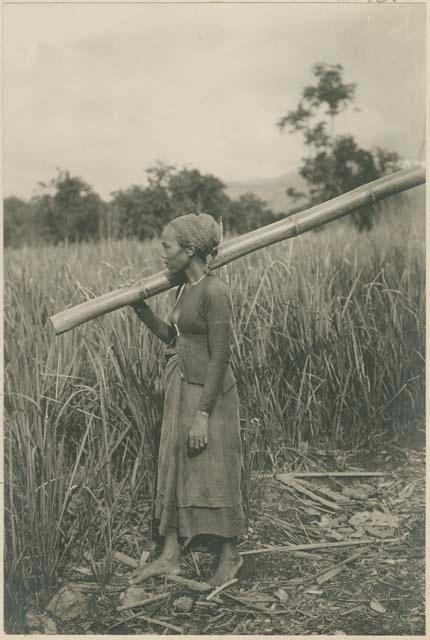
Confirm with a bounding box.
[188,411,209,452]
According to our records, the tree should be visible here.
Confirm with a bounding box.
[111,163,231,240]
[33,170,106,243]
[111,183,173,241]
[168,169,230,218]
[228,193,276,234]
[278,63,402,230]
[4,196,35,247]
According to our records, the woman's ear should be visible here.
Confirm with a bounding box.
[184,245,195,257]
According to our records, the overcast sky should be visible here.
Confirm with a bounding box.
[4,2,426,200]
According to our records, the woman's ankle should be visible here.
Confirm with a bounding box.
[161,528,181,561]
[220,537,239,556]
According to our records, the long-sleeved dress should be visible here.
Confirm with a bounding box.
[135,274,244,545]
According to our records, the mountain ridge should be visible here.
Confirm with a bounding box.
[225,169,306,214]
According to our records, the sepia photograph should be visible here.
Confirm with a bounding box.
[3,1,427,636]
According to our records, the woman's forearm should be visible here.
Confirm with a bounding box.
[198,357,228,415]
[132,302,176,345]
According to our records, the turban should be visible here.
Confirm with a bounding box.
[169,213,221,258]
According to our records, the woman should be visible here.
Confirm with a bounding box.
[128,213,244,586]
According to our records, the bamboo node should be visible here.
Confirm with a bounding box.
[367,190,377,205]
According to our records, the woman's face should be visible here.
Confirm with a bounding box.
[161,225,190,273]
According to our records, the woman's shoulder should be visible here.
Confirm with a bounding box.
[197,275,231,317]
[203,274,230,298]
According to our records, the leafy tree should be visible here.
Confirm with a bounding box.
[168,169,230,218]
[33,170,106,243]
[111,183,173,240]
[4,196,35,247]
[110,163,176,241]
[146,161,177,190]
[111,163,231,240]
[278,63,402,230]
[228,193,276,234]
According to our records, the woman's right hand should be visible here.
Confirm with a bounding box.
[118,279,147,310]
[118,278,137,290]
[188,410,209,454]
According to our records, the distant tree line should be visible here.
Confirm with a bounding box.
[5,63,404,247]
[4,163,278,248]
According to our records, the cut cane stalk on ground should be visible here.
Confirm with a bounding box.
[240,538,399,556]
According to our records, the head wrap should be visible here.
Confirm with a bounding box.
[169,213,221,258]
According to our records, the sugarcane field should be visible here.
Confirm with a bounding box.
[3,3,427,638]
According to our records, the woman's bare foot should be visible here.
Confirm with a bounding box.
[128,556,181,584]
[129,528,181,585]
[209,540,243,586]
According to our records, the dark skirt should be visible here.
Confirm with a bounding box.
[153,353,244,544]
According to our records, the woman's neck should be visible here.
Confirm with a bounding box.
[184,259,206,285]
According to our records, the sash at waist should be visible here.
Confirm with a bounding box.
[163,342,236,394]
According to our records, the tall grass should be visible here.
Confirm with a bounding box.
[4,190,425,628]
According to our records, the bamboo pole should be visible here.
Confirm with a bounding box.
[49,165,425,335]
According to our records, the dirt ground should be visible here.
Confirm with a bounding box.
[25,441,426,636]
